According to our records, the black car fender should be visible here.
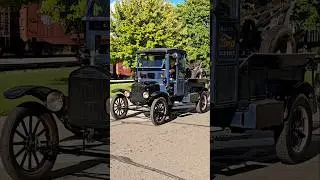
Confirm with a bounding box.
[3,85,55,101]
[150,91,171,105]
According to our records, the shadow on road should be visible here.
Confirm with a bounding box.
[110,154,186,180]
[111,106,209,126]
[51,158,108,179]
[165,107,209,124]
[211,134,320,178]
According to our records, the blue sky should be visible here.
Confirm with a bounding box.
[169,0,184,5]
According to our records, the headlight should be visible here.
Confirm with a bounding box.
[46,91,65,112]
[143,91,149,99]
[124,91,130,97]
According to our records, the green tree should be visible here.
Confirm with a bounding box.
[111,0,182,67]
[292,0,320,30]
[39,0,87,34]
[176,0,210,69]
[0,0,100,34]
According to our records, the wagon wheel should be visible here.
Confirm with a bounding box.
[0,103,59,180]
[275,94,312,164]
[196,91,209,113]
[111,94,128,120]
[150,97,168,126]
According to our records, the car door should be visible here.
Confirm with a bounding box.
[175,53,185,96]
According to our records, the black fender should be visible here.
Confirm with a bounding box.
[16,101,59,133]
[150,91,171,105]
[111,88,128,94]
[283,82,316,121]
[293,82,316,113]
[3,85,55,101]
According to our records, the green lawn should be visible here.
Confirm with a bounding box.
[0,68,131,116]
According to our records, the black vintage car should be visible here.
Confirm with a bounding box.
[0,66,110,180]
[111,48,210,125]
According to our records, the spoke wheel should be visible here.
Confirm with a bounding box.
[0,102,59,180]
[12,116,49,172]
[150,97,168,126]
[275,94,312,164]
[111,94,128,120]
[196,91,209,113]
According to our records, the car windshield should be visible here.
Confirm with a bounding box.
[138,54,165,68]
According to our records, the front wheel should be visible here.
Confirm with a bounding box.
[150,97,168,126]
[196,91,209,113]
[275,94,313,164]
[111,94,128,120]
[0,102,59,180]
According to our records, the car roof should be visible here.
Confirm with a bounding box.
[136,48,186,54]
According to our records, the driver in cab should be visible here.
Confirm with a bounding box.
[167,56,177,95]
[169,57,177,80]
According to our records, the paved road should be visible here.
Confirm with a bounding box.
[110,110,210,180]
[0,57,77,65]
[212,128,320,180]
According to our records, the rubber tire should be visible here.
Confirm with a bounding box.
[196,91,209,113]
[0,103,59,180]
[111,94,128,120]
[275,94,313,164]
[260,25,297,53]
[150,97,168,126]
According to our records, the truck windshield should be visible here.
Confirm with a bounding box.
[138,54,165,68]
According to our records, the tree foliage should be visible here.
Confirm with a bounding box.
[39,0,87,34]
[110,0,182,67]
[291,0,320,29]
[176,0,210,69]
[0,0,107,34]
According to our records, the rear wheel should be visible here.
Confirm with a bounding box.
[111,94,128,120]
[275,94,313,164]
[0,103,59,180]
[196,91,209,113]
[150,97,168,126]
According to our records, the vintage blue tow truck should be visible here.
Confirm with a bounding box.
[111,48,210,125]
[211,0,320,166]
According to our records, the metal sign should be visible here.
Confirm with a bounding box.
[211,0,240,107]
